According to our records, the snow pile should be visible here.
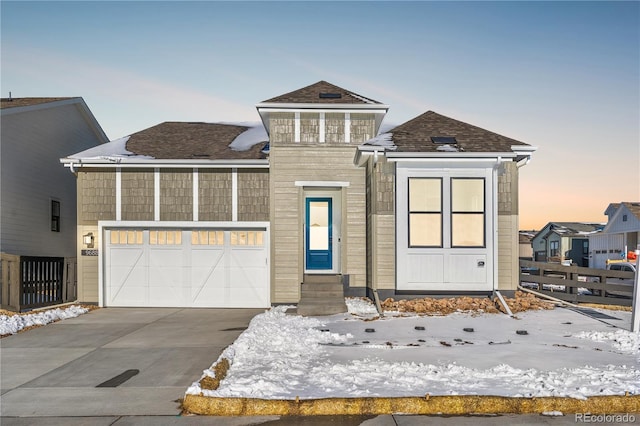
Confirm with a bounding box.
[187,305,640,400]
[67,136,154,161]
[227,122,268,151]
[345,297,379,316]
[572,330,640,355]
[0,305,89,335]
[187,306,352,398]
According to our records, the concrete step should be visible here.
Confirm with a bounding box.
[301,291,345,299]
[303,274,342,284]
[298,296,346,305]
[297,302,348,316]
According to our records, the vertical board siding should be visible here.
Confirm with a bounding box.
[350,113,375,143]
[270,113,294,143]
[160,169,193,221]
[238,169,270,222]
[121,169,154,221]
[79,171,116,224]
[198,169,232,221]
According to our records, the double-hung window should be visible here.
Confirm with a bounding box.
[408,178,442,247]
[451,178,485,247]
[51,200,61,232]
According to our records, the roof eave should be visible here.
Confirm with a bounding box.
[256,102,390,111]
[60,158,269,169]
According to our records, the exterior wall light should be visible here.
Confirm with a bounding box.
[83,232,95,248]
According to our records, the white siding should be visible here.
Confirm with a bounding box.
[0,102,106,257]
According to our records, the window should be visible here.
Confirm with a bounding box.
[231,230,264,246]
[51,200,60,232]
[623,214,628,222]
[191,230,224,245]
[451,178,485,247]
[149,230,182,245]
[549,241,559,257]
[408,178,442,247]
[110,230,144,245]
[583,240,589,255]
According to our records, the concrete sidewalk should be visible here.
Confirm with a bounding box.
[1,307,263,418]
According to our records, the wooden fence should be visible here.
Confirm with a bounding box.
[519,259,635,306]
[1,253,77,312]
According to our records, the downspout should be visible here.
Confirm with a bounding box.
[492,156,502,293]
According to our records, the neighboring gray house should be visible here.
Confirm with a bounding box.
[519,231,535,260]
[1,97,108,258]
[531,222,603,266]
[60,81,536,311]
[589,202,640,269]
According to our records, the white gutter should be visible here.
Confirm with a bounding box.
[257,103,390,111]
[60,158,269,170]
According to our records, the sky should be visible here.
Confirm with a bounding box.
[1,1,638,230]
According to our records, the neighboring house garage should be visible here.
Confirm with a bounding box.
[103,225,269,307]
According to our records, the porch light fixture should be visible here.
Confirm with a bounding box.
[83,232,95,248]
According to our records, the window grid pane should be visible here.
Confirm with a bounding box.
[409,214,442,247]
[408,178,442,248]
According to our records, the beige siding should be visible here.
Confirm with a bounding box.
[121,169,153,221]
[270,145,366,303]
[238,169,269,222]
[78,171,116,224]
[498,161,518,215]
[498,214,519,290]
[198,169,232,221]
[160,169,193,221]
[325,113,345,144]
[371,214,396,290]
[350,113,375,143]
[77,224,99,303]
[300,113,319,143]
[270,113,294,143]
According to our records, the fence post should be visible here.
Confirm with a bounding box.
[631,246,639,332]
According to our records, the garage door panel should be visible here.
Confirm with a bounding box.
[105,228,269,308]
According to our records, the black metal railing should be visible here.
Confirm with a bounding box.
[20,256,64,310]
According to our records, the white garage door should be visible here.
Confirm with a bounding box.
[104,228,269,308]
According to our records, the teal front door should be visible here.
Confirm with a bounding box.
[305,198,332,270]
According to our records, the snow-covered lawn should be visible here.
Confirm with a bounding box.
[187,298,640,400]
[0,305,90,336]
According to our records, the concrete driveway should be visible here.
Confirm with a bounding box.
[0,307,263,418]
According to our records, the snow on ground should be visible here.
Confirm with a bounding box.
[0,305,89,336]
[187,298,640,400]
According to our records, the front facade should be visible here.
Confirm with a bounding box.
[1,97,108,258]
[531,222,603,266]
[62,81,535,308]
[589,202,640,269]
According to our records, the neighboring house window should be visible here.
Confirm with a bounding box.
[451,178,485,247]
[408,178,442,247]
[583,240,589,255]
[549,241,559,257]
[623,214,628,222]
[51,200,61,232]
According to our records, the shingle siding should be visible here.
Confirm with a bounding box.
[160,169,193,221]
[198,169,232,221]
[121,169,154,221]
[78,171,116,224]
[238,169,269,222]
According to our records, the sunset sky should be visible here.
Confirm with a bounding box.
[2,1,638,230]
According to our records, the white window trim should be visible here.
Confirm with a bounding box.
[115,167,122,221]
[295,181,350,187]
[193,168,199,222]
[154,168,160,221]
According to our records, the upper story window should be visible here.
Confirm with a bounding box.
[51,200,60,232]
[549,240,559,257]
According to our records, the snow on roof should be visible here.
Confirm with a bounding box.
[226,122,268,151]
[347,91,376,105]
[362,132,397,150]
[66,136,154,161]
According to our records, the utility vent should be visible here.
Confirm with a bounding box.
[431,136,457,144]
[319,93,342,99]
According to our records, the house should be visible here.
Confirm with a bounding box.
[60,81,536,310]
[589,202,640,269]
[1,97,108,258]
[531,222,603,266]
[519,231,535,260]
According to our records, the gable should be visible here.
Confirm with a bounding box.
[604,202,640,233]
[261,80,381,105]
[365,111,529,154]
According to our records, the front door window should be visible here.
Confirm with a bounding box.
[305,198,332,270]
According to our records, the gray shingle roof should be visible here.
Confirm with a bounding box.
[262,80,381,104]
[125,122,267,160]
[379,111,529,153]
[0,97,74,109]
